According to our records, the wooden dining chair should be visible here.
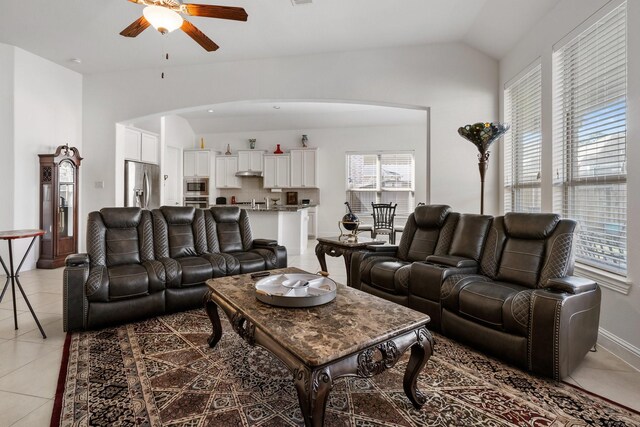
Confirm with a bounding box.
[371,203,398,243]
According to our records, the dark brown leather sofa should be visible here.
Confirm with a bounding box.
[64,206,286,331]
[352,209,601,380]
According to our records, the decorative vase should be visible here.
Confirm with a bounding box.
[457,122,510,214]
[249,139,256,149]
[301,135,308,148]
[225,144,231,155]
[274,144,283,154]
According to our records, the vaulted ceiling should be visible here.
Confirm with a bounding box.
[0,0,561,75]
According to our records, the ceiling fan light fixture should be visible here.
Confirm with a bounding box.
[143,5,183,34]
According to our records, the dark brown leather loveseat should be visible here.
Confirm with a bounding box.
[351,208,601,379]
[63,206,286,331]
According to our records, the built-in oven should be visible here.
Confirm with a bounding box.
[183,196,209,209]
[184,178,209,196]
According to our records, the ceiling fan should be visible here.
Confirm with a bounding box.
[120,0,248,52]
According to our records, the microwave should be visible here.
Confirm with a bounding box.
[184,178,209,196]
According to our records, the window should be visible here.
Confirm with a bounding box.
[553,1,627,274]
[504,61,542,213]
[346,151,415,215]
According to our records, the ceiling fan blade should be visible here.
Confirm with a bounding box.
[181,20,219,51]
[183,4,248,21]
[120,16,150,37]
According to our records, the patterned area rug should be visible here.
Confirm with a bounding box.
[53,310,640,426]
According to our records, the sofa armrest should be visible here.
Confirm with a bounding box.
[426,255,477,268]
[529,285,601,379]
[63,257,90,332]
[543,276,597,294]
[366,244,399,253]
[253,238,278,247]
[65,253,90,267]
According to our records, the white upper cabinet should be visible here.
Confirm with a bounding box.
[263,154,290,188]
[215,155,241,188]
[124,127,159,165]
[237,150,265,172]
[184,150,210,177]
[290,148,318,188]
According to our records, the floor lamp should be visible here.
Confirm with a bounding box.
[458,122,510,214]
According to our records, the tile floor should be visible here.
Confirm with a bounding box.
[0,240,638,426]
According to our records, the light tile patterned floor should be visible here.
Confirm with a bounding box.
[0,240,638,426]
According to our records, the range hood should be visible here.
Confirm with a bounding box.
[235,170,263,177]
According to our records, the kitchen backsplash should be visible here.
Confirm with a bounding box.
[217,178,320,205]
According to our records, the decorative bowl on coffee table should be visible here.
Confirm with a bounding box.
[255,273,337,307]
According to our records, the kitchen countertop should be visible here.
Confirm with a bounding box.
[210,204,317,212]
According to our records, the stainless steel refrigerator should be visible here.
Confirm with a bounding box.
[125,160,160,209]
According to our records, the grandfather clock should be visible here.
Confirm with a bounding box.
[37,144,82,269]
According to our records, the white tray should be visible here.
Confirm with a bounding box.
[255,273,337,307]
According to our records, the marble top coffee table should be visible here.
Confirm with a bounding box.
[205,267,433,427]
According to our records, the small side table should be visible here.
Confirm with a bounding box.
[0,229,47,339]
[315,236,384,285]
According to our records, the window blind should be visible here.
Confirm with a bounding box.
[552,1,627,274]
[504,61,542,213]
[346,152,415,215]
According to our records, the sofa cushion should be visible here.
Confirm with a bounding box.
[177,256,213,286]
[504,212,560,239]
[449,214,492,261]
[217,222,244,253]
[414,205,451,228]
[497,238,545,288]
[100,207,141,228]
[227,251,266,273]
[108,264,149,300]
[161,206,195,224]
[407,229,440,261]
[458,281,528,333]
[105,228,140,267]
[370,260,411,294]
[168,224,197,258]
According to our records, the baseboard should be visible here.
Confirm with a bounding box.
[598,327,640,372]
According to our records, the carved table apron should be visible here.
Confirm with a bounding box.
[205,268,433,427]
[315,236,384,285]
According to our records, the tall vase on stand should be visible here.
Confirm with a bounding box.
[457,122,509,214]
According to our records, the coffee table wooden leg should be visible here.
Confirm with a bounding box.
[314,242,328,273]
[403,328,433,409]
[205,292,223,348]
[293,367,333,427]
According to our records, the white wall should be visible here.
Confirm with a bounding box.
[82,43,499,225]
[199,124,427,236]
[499,0,640,367]
[0,44,15,241]
[0,45,82,270]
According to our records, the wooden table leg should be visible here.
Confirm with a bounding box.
[314,242,328,273]
[205,291,223,348]
[403,328,433,409]
[343,252,353,285]
[293,366,333,427]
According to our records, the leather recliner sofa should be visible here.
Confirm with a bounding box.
[64,206,287,331]
[352,209,601,380]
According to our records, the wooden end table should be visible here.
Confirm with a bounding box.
[0,229,47,338]
[315,236,384,284]
[205,267,433,427]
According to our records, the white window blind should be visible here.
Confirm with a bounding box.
[346,152,415,215]
[504,61,542,213]
[552,1,627,274]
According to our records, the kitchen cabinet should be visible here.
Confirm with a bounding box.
[290,148,318,188]
[237,150,265,172]
[307,206,317,238]
[215,155,241,188]
[263,154,290,188]
[184,150,210,177]
[124,127,159,165]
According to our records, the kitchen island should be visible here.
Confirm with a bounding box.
[245,206,310,255]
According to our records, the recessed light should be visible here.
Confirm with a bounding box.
[207,109,214,113]
[69,58,82,64]
[273,106,281,110]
